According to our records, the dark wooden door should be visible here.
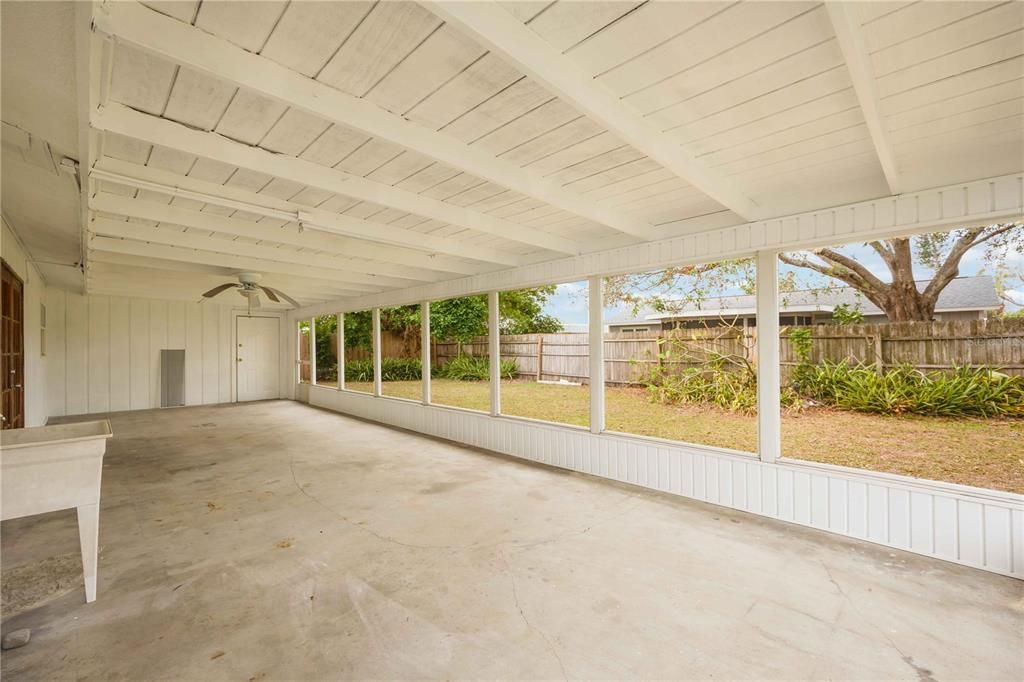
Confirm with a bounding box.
[1,259,25,429]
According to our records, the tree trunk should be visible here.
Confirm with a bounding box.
[882,238,937,321]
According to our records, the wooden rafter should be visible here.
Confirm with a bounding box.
[425,1,760,220]
[91,103,581,256]
[91,1,645,243]
[826,2,901,194]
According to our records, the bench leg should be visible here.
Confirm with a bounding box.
[77,504,99,603]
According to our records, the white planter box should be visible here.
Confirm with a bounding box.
[1,420,113,602]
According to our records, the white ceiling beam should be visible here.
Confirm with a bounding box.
[89,217,435,285]
[92,159,521,269]
[89,226,397,291]
[92,0,652,241]
[74,2,106,293]
[826,2,901,194]
[87,252,368,297]
[92,102,579,256]
[424,1,760,221]
[90,193,481,280]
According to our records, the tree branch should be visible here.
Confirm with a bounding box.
[779,251,889,310]
[922,228,984,300]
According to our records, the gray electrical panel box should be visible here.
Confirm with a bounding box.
[160,349,186,407]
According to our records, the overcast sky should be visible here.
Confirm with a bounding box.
[541,238,1022,326]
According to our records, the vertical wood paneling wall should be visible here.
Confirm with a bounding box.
[44,291,268,417]
[309,386,1023,578]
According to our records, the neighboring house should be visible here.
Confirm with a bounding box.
[606,276,1002,333]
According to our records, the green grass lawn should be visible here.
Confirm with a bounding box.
[340,379,1023,493]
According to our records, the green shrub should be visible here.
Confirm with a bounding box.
[434,355,517,381]
[344,358,423,382]
[344,359,374,382]
[793,361,1024,417]
[640,347,799,414]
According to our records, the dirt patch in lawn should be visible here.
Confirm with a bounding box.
[353,380,1023,493]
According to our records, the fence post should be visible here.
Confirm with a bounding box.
[420,302,430,405]
[536,336,544,381]
[756,251,781,464]
[872,333,883,375]
[589,276,605,434]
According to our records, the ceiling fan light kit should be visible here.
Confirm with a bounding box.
[200,272,300,315]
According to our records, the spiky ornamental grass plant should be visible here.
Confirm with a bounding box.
[793,361,1024,417]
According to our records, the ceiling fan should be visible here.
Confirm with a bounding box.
[200,272,300,314]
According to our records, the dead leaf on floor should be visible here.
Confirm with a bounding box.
[206,502,222,511]
[275,538,293,549]
[210,651,225,660]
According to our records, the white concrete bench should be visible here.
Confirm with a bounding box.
[1,420,113,603]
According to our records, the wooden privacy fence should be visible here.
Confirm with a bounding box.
[431,319,1024,385]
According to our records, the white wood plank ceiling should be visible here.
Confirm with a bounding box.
[80,0,1024,306]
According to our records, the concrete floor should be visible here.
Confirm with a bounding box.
[1,401,1021,680]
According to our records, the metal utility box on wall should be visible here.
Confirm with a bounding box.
[160,349,185,407]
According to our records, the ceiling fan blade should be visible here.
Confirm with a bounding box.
[201,282,239,298]
[265,287,300,308]
[258,285,280,303]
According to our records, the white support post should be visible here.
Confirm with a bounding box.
[589,276,605,434]
[488,291,500,417]
[756,251,782,463]
[421,302,431,405]
[372,308,382,397]
[310,317,317,386]
[336,313,344,391]
[295,320,302,385]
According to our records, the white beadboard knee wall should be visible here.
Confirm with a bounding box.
[308,386,1024,579]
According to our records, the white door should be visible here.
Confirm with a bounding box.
[237,316,279,401]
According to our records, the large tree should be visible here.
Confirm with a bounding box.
[605,223,1023,322]
[779,223,1023,322]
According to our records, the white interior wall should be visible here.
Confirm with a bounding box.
[1,216,48,426]
[45,290,291,418]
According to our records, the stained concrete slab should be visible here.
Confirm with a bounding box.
[1,400,1021,680]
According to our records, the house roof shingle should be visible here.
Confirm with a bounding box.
[606,275,1001,326]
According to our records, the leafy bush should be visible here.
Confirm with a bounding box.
[344,358,423,382]
[641,347,799,414]
[793,361,1024,417]
[434,355,517,381]
[381,358,422,381]
[344,359,375,382]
